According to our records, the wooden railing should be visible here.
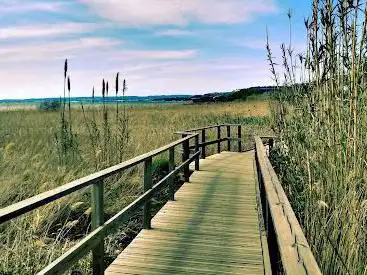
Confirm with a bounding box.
[0,133,201,274]
[254,136,322,275]
[0,124,242,275]
[176,124,242,158]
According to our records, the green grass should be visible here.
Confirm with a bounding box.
[0,101,271,274]
[268,1,367,274]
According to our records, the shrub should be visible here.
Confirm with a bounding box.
[39,100,61,111]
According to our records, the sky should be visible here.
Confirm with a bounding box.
[0,0,312,99]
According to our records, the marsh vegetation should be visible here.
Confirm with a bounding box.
[268,0,367,274]
[0,98,270,274]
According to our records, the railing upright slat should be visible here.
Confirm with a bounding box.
[238,125,242,152]
[91,180,104,275]
[217,126,221,153]
[143,157,152,229]
[168,147,175,200]
[227,125,231,151]
[194,135,200,170]
[182,134,190,182]
[201,129,206,158]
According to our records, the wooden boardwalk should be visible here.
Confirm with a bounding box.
[106,151,265,274]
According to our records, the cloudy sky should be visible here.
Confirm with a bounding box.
[0,0,311,99]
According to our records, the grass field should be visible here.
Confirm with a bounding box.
[0,100,271,274]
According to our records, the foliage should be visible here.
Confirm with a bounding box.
[39,100,61,112]
[268,1,367,274]
[55,59,78,164]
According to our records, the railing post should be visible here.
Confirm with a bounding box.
[227,125,231,151]
[182,134,190,182]
[269,138,274,153]
[195,134,200,171]
[217,126,221,153]
[143,157,152,229]
[91,180,104,275]
[238,125,242,152]
[168,147,175,201]
[201,129,206,159]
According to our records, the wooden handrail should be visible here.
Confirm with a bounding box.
[254,136,321,275]
[176,124,242,158]
[185,123,241,132]
[38,150,200,275]
[0,134,198,224]
[0,131,200,275]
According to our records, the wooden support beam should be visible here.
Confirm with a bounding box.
[91,180,104,275]
[217,126,221,153]
[227,125,231,151]
[143,157,152,229]
[238,125,242,152]
[201,129,206,159]
[183,136,190,182]
[194,135,200,170]
[168,147,175,201]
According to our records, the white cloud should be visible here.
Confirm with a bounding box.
[0,23,101,40]
[120,49,198,60]
[0,53,274,99]
[79,0,278,26]
[0,38,122,63]
[0,1,65,13]
[154,29,195,37]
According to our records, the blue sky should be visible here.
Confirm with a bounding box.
[0,0,312,99]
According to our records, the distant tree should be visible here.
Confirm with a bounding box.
[39,99,61,111]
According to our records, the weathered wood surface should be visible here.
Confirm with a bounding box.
[106,151,264,274]
[254,136,322,275]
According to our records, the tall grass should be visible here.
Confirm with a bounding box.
[0,100,271,274]
[56,59,78,164]
[268,1,367,274]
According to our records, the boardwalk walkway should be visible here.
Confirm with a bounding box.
[106,151,265,274]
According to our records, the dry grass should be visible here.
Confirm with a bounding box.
[0,100,271,274]
[268,1,367,274]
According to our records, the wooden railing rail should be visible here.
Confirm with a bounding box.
[0,133,200,275]
[176,123,242,158]
[254,136,322,275]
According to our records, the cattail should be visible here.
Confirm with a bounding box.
[123,79,126,96]
[67,76,71,92]
[116,72,119,95]
[64,59,68,79]
[106,81,109,96]
[92,86,95,99]
[102,79,105,97]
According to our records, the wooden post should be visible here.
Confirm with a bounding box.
[238,125,242,152]
[182,135,190,182]
[269,138,274,153]
[168,147,175,201]
[217,126,221,153]
[195,134,199,171]
[143,157,152,229]
[201,129,206,159]
[227,125,231,151]
[91,181,104,275]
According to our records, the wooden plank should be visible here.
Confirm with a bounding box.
[107,262,263,275]
[254,137,322,275]
[106,151,265,275]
